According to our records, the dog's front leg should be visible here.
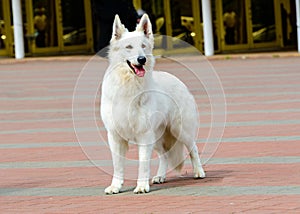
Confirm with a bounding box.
[134,136,154,193]
[105,132,128,194]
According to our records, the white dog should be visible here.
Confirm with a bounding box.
[101,14,205,194]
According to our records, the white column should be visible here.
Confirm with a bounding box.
[12,0,25,59]
[296,0,300,52]
[201,0,214,56]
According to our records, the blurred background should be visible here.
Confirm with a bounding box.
[0,0,297,57]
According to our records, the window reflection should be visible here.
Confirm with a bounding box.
[251,0,276,43]
[222,0,247,45]
[0,0,5,50]
[33,0,58,47]
[61,0,86,46]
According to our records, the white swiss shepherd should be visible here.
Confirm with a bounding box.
[101,14,205,194]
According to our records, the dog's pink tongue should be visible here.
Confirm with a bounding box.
[134,66,145,77]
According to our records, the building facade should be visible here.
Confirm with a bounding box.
[0,0,298,57]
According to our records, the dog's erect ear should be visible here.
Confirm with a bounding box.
[112,14,127,40]
[136,14,153,38]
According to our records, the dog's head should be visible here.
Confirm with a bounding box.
[108,14,154,78]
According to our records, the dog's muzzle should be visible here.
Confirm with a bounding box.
[127,56,146,77]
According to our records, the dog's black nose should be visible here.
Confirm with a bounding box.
[137,56,146,65]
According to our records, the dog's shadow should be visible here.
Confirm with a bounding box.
[119,170,233,195]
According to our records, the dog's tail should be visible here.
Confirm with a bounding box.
[162,130,185,172]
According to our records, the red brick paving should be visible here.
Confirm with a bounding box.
[2,164,300,188]
[0,53,300,213]
[1,195,300,213]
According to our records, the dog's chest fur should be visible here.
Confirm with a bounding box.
[101,68,160,140]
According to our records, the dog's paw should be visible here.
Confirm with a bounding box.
[194,168,206,179]
[104,185,121,194]
[133,184,150,194]
[152,175,166,184]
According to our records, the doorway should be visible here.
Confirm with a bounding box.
[27,0,93,55]
[218,0,281,51]
[139,0,204,52]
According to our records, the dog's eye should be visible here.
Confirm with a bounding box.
[142,44,146,49]
[126,45,133,49]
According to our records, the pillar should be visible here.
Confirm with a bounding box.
[296,0,300,52]
[12,0,25,59]
[201,0,214,56]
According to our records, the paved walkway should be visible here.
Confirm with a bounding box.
[0,52,300,213]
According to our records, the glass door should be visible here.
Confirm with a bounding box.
[219,0,281,51]
[26,0,93,55]
[139,0,205,53]
[34,0,58,48]
[219,0,249,50]
[250,0,281,48]
[0,0,7,55]
[61,0,93,52]
[25,0,60,54]
[143,0,203,52]
[0,0,12,56]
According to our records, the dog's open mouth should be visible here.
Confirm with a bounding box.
[127,60,145,77]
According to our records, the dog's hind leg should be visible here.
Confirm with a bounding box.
[104,132,128,194]
[188,143,205,178]
[176,130,205,179]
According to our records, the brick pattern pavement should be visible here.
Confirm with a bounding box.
[0,55,300,213]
